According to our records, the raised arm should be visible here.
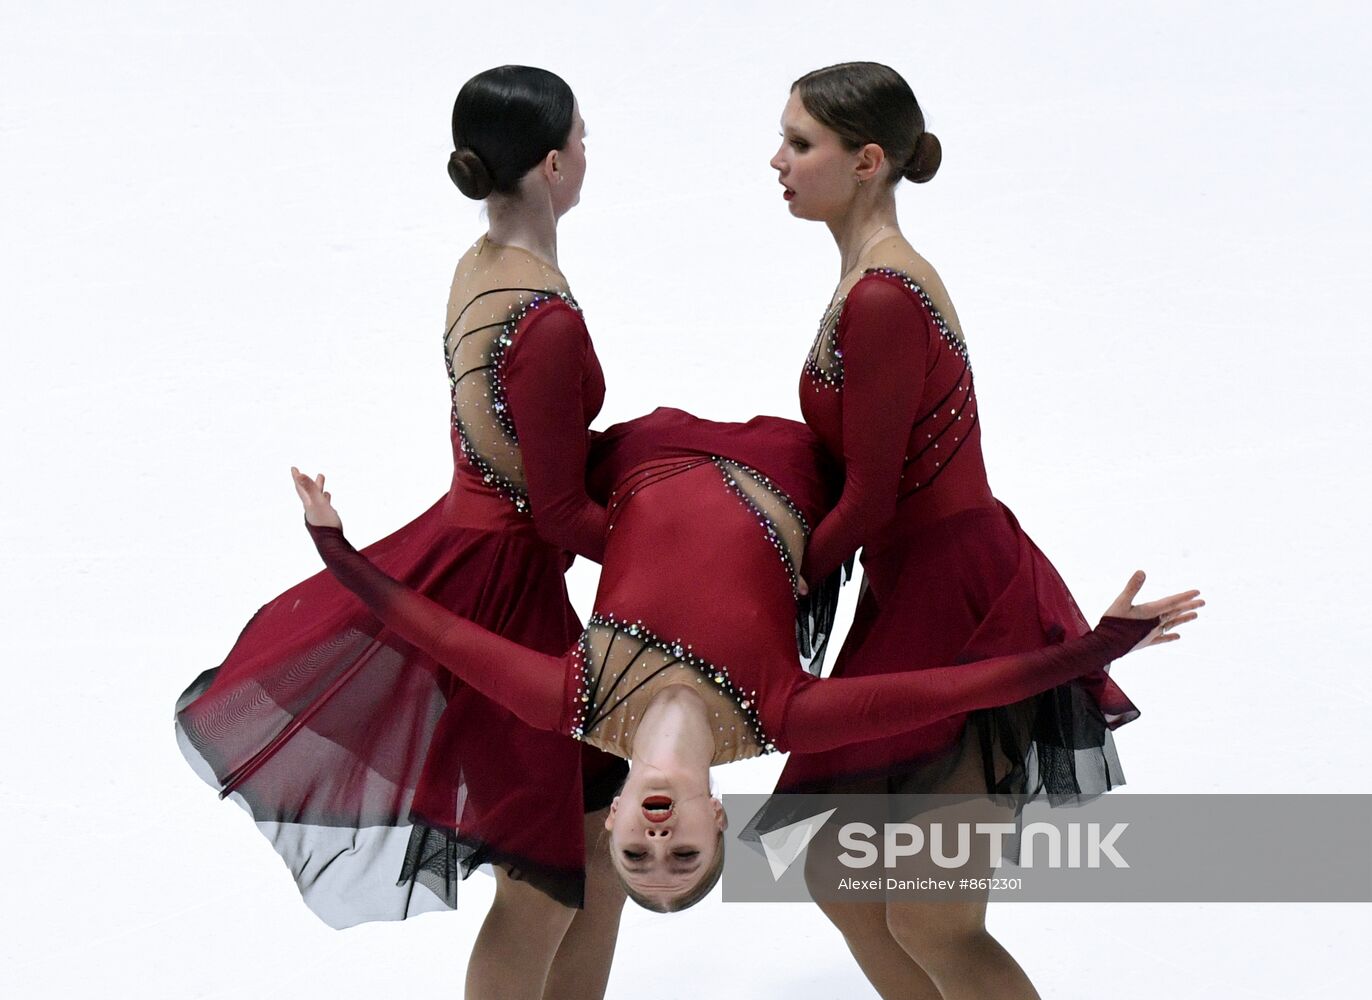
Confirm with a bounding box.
[291,468,568,733]
[783,574,1202,754]
[503,303,608,562]
[803,277,930,582]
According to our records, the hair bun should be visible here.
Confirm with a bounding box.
[447,147,493,199]
[903,131,941,184]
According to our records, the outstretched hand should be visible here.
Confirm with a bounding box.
[291,466,342,530]
[1104,570,1204,653]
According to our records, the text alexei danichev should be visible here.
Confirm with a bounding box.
[838,877,958,891]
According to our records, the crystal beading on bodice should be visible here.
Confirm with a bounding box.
[444,287,582,513]
[801,266,985,502]
[713,457,810,599]
[569,454,816,763]
[570,613,774,765]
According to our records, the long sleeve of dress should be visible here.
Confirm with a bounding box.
[802,278,931,582]
[781,616,1155,754]
[503,304,608,563]
[307,522,568,733]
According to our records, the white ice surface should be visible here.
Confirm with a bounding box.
[2,1,1369,996]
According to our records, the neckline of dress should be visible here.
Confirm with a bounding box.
[827,266,960,340]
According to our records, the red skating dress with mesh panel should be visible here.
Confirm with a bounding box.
[174,248,625,928]
[777,266,1140,800]
[301,407,1155,777]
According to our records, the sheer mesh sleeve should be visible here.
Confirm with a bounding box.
[781,616,1156,753]
[306,522,567,733]
[802,277,931,582]
[503,304,607,562]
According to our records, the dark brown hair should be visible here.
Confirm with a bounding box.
[793,62,941,184]
[447,66,575,200]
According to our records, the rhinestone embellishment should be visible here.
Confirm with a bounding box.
[568,612,774,755]
[711,457,811,599]
[803,268,971,393]
[445,290,581,514]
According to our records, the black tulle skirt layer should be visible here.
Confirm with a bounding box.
[750,503,1138,859]
[175,497,626,927]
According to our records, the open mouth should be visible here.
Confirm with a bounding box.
[641,795,673,823]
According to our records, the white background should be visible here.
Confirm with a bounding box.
[3,1,1369,996]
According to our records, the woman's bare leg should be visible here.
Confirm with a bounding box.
[465,868,576,1000]
[810,897,945,1000]
[542,807,626,1000]
[886,897,1039,1000]
[885,770,1039,1000]
[800,776,943,1000]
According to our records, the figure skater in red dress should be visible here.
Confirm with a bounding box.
[289,407,1200,916]
[175,67,628,1000]
[768,61,1172,999]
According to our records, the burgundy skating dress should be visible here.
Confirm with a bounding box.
[777,264,1140,801]
[304,409,1154,777]
[174,244,626,928]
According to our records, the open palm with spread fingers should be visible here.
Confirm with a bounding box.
[291,467,342,530]
[1104,570,1204,653]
